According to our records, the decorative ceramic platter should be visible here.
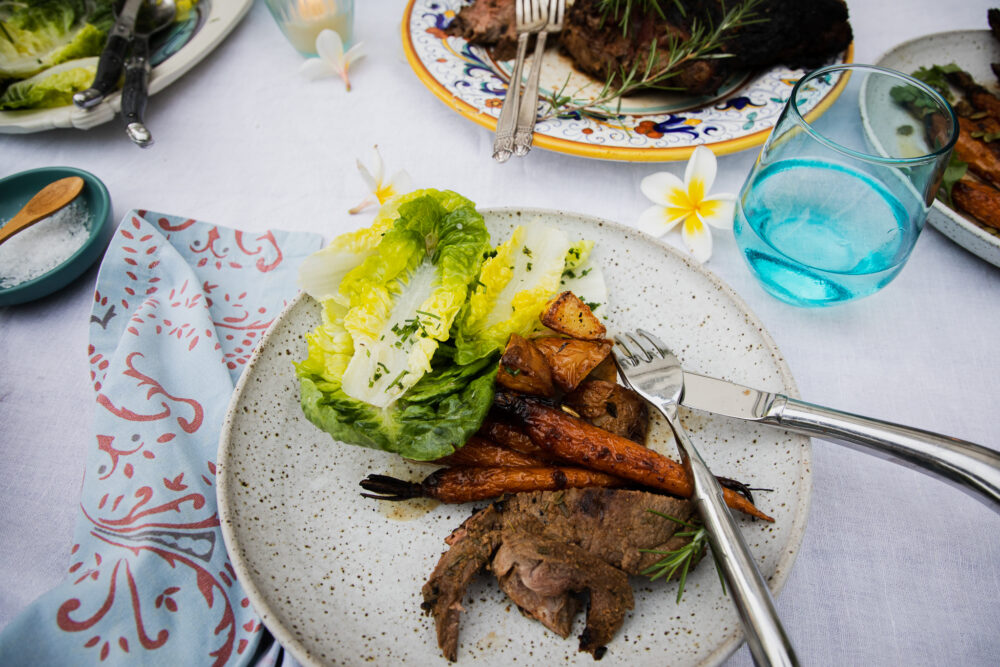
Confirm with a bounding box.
[875,30,1000,268]
[0,0,252,134]
[401,0,852,161]
[217,208,812,667]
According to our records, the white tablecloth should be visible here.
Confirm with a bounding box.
[2,1,998,664]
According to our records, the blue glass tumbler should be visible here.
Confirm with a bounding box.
[733,64,958,307]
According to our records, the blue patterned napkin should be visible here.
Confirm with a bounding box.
[0,211,323,665]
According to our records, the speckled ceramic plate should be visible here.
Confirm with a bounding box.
[875,29,1000,268]
[217,208,811,667]
[401,0,852,161]
[0,0,251,134]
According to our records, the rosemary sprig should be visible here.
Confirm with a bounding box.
[540,0,763,121]
[640,510,726,603]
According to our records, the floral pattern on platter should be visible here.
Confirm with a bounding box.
[404,0,850,160]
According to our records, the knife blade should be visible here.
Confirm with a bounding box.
[678,369,1000,512]
[73,0,145,109]
[680,371,783,421]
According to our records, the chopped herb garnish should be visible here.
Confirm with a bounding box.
[526,262,533,271]
[522,246,533,257]
[503,366,522,376]
[387,370,410,391]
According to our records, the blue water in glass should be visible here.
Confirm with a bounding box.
[734,158,918,307]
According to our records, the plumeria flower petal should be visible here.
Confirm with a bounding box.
[349,146,413,214]
[637,204,685,237]
[640,171,686,207]
[300,29,364,91]
[636,145,735,263]
[682,216,714,264]
[697,195,737,230]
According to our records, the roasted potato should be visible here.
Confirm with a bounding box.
[586,355,618,384]
[533,337,613,392]
[497,334,556,396]
[563,380,649,444]
[540,291,606,340]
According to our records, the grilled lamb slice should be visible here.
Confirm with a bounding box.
[421,504,502,661]
[500,488,699,574]
[421,489,698,661]
[493,536,634,659]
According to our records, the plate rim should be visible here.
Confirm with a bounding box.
[217,206,812,667]
[872,28,1000,267]
[0,0,253,134]
[400,0,854,162]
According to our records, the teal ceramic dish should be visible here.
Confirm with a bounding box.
[0,167,112,307]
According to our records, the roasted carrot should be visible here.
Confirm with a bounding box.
[492,391,774,522]
[478,419,554,460]
[430,436,546,468]
[360,466,626,504]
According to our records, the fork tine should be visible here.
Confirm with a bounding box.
[636,328,669,358]
[550,0,565,26]
[624,331,656,362]
[612,335,639,367]
[515,0,525,24]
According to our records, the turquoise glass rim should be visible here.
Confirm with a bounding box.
[788,63,959,166]
[0,166,113,307]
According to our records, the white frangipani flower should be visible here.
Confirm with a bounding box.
[300,29,364,91]
[637,145,736,263]
[349,145,413,214]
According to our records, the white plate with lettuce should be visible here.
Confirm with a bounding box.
[0,0,250,133]
[217,191,811,667]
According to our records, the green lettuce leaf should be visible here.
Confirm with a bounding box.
[0,1,113,81]
[295,189,496,460]
[453,223,574,365]
[336,192,490,406]
[0,56,96,109]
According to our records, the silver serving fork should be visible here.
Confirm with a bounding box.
[492,0,548,162]
[613,328,799,667]
[513,0,565,156]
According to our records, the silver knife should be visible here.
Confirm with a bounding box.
[73,0,145,109]
[680,371,1000,512]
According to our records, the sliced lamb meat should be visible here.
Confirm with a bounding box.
[420,488,698,660]
[421,504,502,661]
[563,380,649,444]
[501,488,699,574]
[493,535,634,659]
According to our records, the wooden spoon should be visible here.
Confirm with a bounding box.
[0,176,85,246]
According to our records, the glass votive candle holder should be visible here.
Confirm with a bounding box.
[265,0,354,57]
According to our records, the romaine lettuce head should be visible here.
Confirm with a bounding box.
[0,0,113,80]
[0,56,96,109]
[295,189,496,460]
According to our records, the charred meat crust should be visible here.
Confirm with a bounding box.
[447,0,852,96]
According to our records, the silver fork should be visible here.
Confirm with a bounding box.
[492,0,548,163]
[513,0,565,156]
[613,328,799,667]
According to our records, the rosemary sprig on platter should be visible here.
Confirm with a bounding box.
[539,0,763,121]
[640,510,726,603]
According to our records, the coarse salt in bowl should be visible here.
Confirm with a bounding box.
[0,167,112,307]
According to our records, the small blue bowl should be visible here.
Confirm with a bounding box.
[0,167,113,307]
